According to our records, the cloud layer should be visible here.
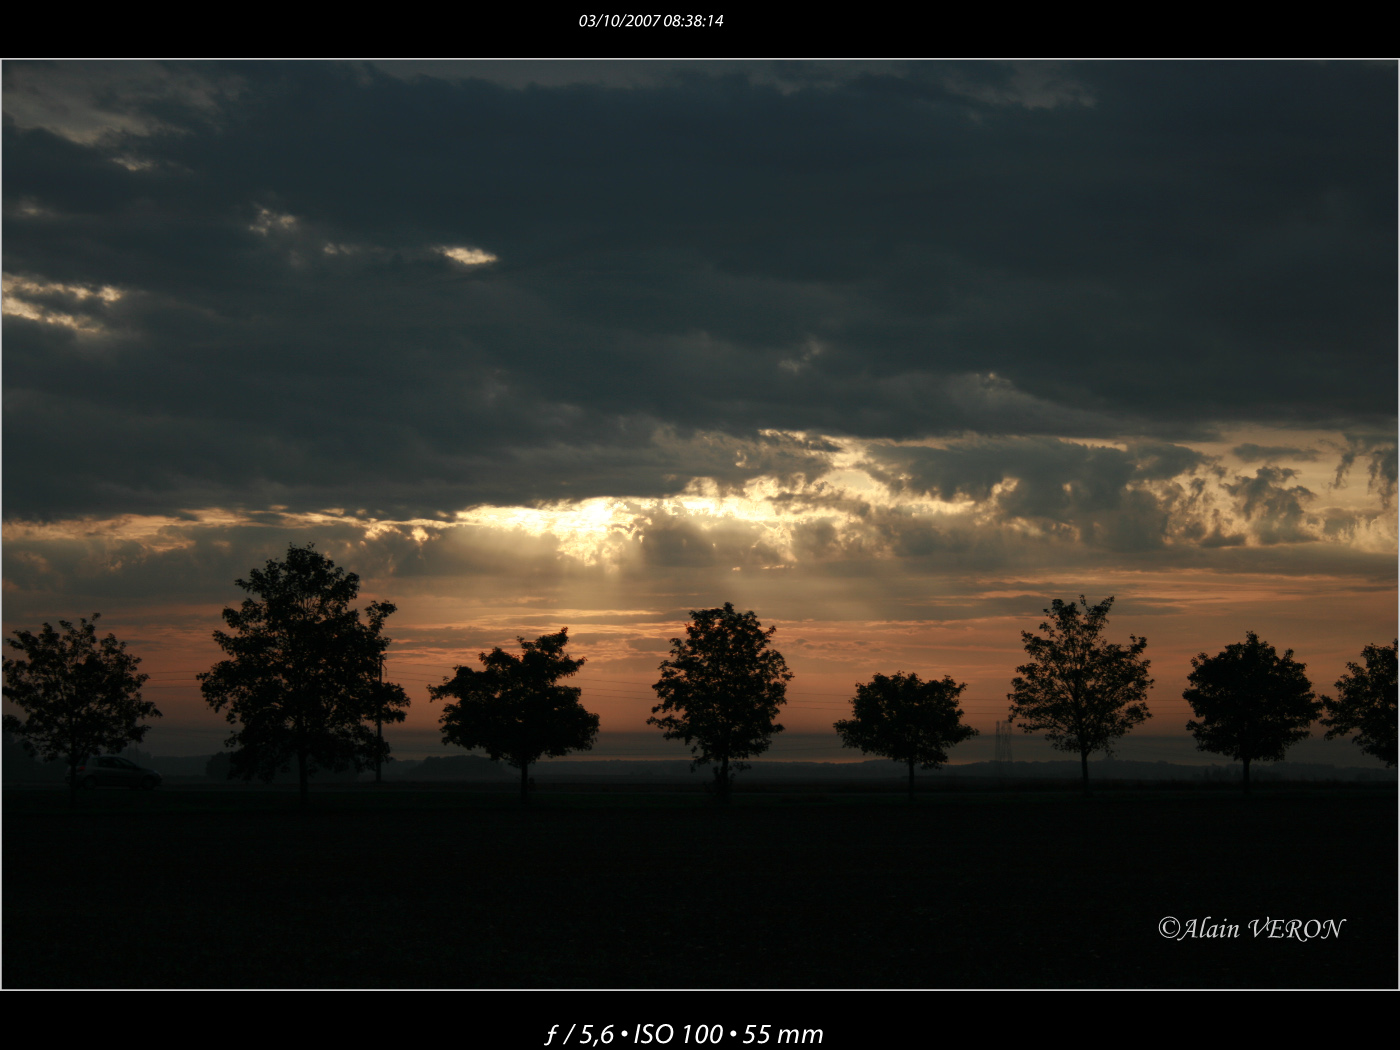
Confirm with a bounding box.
[5,61,1394,524]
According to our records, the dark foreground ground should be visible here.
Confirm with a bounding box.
[5,781,1395,989]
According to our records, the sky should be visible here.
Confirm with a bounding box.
[3,60,1396,765]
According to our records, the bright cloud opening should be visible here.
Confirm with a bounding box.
[249,207,298,235]
[2,272,124,333]
[437,246,498,266]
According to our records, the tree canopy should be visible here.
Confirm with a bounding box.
[431,628,598,802]
[1321,640,1397,768]
[1006,595,1152,790]
[836,672,977,798]
[198,544,398,802]
[3,614,157,803]
[648,602,792,802]
[1183,631,1319,793]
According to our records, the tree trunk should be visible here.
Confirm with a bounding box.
[719,755,730,805]
[374,656,384,785]
[1081,750,1090,795]
[375,712,383,785]
[520,762,530,804]
[68,749,80,808]
[1242,757,1251,797]
[298,750,308,806]
[908,759,916,801]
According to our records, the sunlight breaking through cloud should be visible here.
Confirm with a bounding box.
[2,272,124,333]
[249,207,297,235]
[437,246,498,266]
[4,430,1392,586]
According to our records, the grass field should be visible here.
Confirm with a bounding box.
[4,782,1395,989]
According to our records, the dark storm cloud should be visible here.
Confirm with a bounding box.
[1332,433,1398,509]
[1223,466,1317,545]
[4,60,1394,521]
[859,437,1210,551]
[1233,444,1319,462]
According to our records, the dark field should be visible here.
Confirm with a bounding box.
[5,782,1395,989]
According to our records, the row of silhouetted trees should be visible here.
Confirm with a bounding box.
[4,546,1395,803]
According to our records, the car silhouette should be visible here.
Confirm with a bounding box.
[67,755,162,790]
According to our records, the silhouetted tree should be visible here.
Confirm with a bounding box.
[430,629,598,802]
[1321,641,1397,768]
[199,544,396,803]
[366,675,411,783]
[1007,596,1152,792]
[3,614,157,805]
[1183,632,1319,794]
[836,672,977,799]
[648,603,792,804]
